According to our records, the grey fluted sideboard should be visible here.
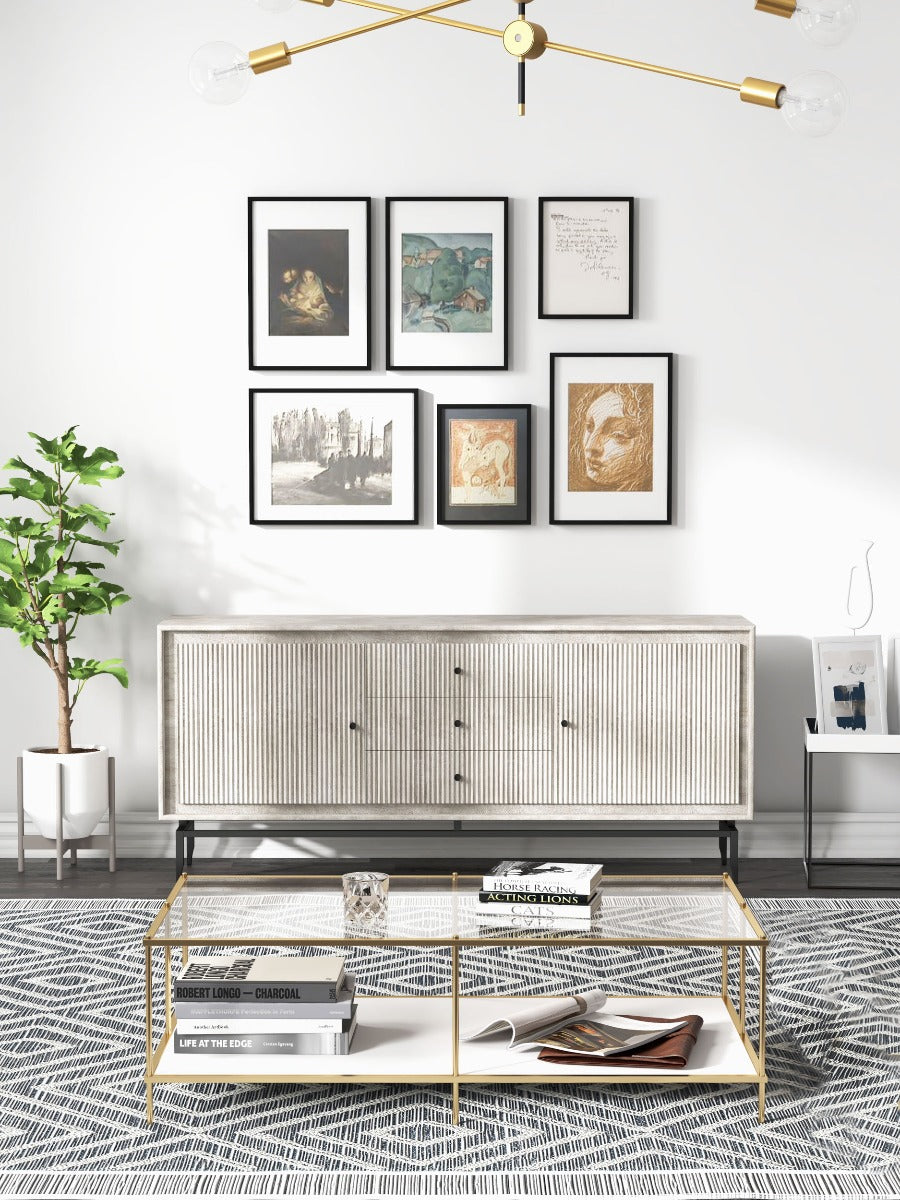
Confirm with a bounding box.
[158,616,754,827]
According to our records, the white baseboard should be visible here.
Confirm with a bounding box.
[2,811,900,862]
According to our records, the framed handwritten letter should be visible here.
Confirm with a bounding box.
[538,197,634,319]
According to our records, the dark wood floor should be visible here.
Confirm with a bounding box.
[2,856,898,899]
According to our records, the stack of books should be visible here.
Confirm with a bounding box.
[476,860,603,928]
[172,955,358,1055]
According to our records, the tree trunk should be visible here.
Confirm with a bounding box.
[56,619,72,754]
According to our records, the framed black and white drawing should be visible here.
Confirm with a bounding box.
[538,197,634,319]
[386,197,508,371]
[812,635,888,734]
[248,197,371,370]
[550,352,672,525]
[249,388,418,525]
[436,404,531,526]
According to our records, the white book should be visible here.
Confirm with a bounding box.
[483,861,603,895]
[177,1016,353,1034]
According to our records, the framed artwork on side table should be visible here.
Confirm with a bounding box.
[386,196,509,370]
[539,197,634,319]
[436,404,531,525]
[812,635,888,734]
[250,388,418,525]
[550,352,673,525]
[248,197,371,370]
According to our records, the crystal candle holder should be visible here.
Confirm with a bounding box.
[342,871,389,925]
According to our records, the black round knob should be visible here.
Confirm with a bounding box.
[454,772,463,782]
[454,719,463,728]
[560,719,569,728]
[454,666,463,675]
[349,721,358,731]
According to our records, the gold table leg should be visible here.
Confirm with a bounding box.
[758,941,767,1123]
[451,940,460,1125]
[144,945,154,1124]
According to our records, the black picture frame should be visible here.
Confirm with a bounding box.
[436,404,531,526]
[249,388,419,526]
[248,197,372,370]
[549,352,673,525]
[538,197,634,320]
[386,197,509,371]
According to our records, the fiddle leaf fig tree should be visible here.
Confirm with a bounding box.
[0,428,130,755]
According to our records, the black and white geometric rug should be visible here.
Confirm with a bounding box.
[1,897,899,1200]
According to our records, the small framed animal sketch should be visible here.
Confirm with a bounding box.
[436,404,531,525]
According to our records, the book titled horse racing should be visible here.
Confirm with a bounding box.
[482,861,603,897]
[174,955,347,1004]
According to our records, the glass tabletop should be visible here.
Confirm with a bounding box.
[146,874,764,946]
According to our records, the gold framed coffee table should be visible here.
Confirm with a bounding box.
[143,872,768,1124]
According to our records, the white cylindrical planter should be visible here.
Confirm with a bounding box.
[21,746,109,840]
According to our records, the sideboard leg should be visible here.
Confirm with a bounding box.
[16,757,24,873]
[185,820,195,867]
[175,822,186,877]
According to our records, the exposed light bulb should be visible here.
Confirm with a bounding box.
[256,0,295,11]
[189,42,252,104]
[795,0,859,46]
[779,70,848,136]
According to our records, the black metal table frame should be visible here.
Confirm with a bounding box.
[174,819,739,880]
[803,716,899,889]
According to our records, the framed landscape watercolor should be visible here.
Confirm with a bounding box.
[812,635,888,734]
[550,352,672,525]
[539,197,634,319]
[250,388,418,525]
[436,404,531,525]
[386,197,508,370]
[248,197,371,370]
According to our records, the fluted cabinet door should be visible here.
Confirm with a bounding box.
[170,637,365,811]
[556,639,743,811]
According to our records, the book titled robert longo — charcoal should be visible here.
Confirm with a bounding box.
[174,955,346,1003]
[174,975,356,1021]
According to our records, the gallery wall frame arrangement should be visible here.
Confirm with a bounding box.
[248,197,372,371]
[249,388,418,526]
[386,197,509,372]
[538,197,634,320]
[436,404,531,526]
[549,352,673,526]
[811,635,888,735]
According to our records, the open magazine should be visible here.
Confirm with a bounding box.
[462,989,689,1056]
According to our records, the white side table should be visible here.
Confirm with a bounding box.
[16,756,116,882]
[803,718,900,889]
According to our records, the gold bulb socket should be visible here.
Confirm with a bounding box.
[503,18,547,61]
[249,42,293,74]
[754,0,797,16]
[740,76,786,108]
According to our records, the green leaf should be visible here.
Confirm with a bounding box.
[0,474,54,505]
[71,530,120,554]
[68,445,124,487]
[0,539,25,579]
[0,516,54,539]
[69,656,129,688]
[73,502,114,532]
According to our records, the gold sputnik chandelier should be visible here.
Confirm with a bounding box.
[191,0,858,136]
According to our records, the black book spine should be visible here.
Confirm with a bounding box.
[478,890,593,906]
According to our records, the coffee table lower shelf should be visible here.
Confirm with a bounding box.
[149,994,764,1123]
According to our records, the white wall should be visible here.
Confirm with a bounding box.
[2,0,899,861]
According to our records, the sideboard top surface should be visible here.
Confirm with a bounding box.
[159,614,754,634]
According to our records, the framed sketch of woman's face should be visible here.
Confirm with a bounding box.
[549,353,673,524]
[248,197,371,370]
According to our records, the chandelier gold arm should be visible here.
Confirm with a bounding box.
[252,0,786,109]
[333,0,502,39]
[755,0,797,16]
[250,0,476,72]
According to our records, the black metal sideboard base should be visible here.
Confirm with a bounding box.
[175,819,739,881]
